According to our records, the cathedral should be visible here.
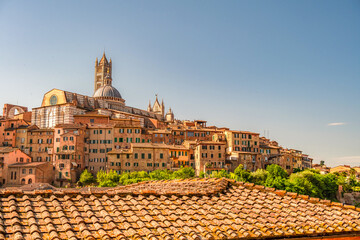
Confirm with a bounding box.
[31,52,174,129]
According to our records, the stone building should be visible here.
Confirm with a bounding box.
[6,162,54,186]
[194,141,227,176]
[53,124,87,186]
[86,124,113,174]
[31,53,171,129]
[108,143,171,173]
[27,127,54,162]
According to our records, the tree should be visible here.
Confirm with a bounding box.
[149,169,173,180]
[234,164,251,182]
[96,170,120,187]
[210,170,229,179]
[264,165,288,190]
[250,169,268,185]
[79,169,95,186]
[266,164,288,179]
[173,167,195,179]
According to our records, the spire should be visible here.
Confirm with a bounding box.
[95,57,98,66]
[147,100,152,112]
[100,51,108,64]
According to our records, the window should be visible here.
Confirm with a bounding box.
[119,138,123,142]
[162,163,166,167]
[219,153,222,158]
[148,153,151,159]
[127,129,132,134]
[160,153,163,159]
[134,153,138,159]
[119,129,124,133]
[70,136,74,141]
[141,153,145,159]
[90,119,94,123]
[22,169,26,174]
[126,154,130,159]
[134,163,139,167]
[125,162,130,167]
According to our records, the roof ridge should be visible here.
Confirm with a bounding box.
[0,178,230,197]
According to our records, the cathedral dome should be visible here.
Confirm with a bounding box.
[93,85,122,99]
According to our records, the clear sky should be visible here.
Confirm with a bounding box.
[0,0,359,167]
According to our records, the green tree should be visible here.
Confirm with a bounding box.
[266,164,288,179]
[210,170,229,178]
[234,164,251,182]
[250,169,268,185]
[96,170,120,187]
[264,165,288,189]
[149,169,173,180]
[79,169,95,186]
[173,167,195,179]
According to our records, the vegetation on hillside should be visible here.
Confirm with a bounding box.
[78,165,360,202]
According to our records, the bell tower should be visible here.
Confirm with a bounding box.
[94,52,112,93]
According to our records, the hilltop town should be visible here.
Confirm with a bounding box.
[0,52,318,187]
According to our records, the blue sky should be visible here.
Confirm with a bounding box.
[0,0,359,166]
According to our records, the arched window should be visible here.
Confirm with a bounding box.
[21,178,25,185]
[28,178,32,184]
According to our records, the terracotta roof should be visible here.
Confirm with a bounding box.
[0,178,359,239]
[0,147,17,153]
[8,162,48,167]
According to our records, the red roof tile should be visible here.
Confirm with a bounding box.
[0,179,359,239]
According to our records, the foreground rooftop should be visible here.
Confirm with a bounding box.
[0,179,359,240]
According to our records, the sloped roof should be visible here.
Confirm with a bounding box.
[0,179,359,240]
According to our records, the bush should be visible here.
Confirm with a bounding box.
[234,164,251,182]
[79,169,95,186]
[210,170,229,179]
[149,169,173,180]
[173,167,195,179]
[96,170,120,187]
[250,169,268,185]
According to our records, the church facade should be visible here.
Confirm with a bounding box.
[31,53,175,129]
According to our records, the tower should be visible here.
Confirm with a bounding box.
[94,52,112,93]
[165,107,174,122]
[148,94,166,117]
